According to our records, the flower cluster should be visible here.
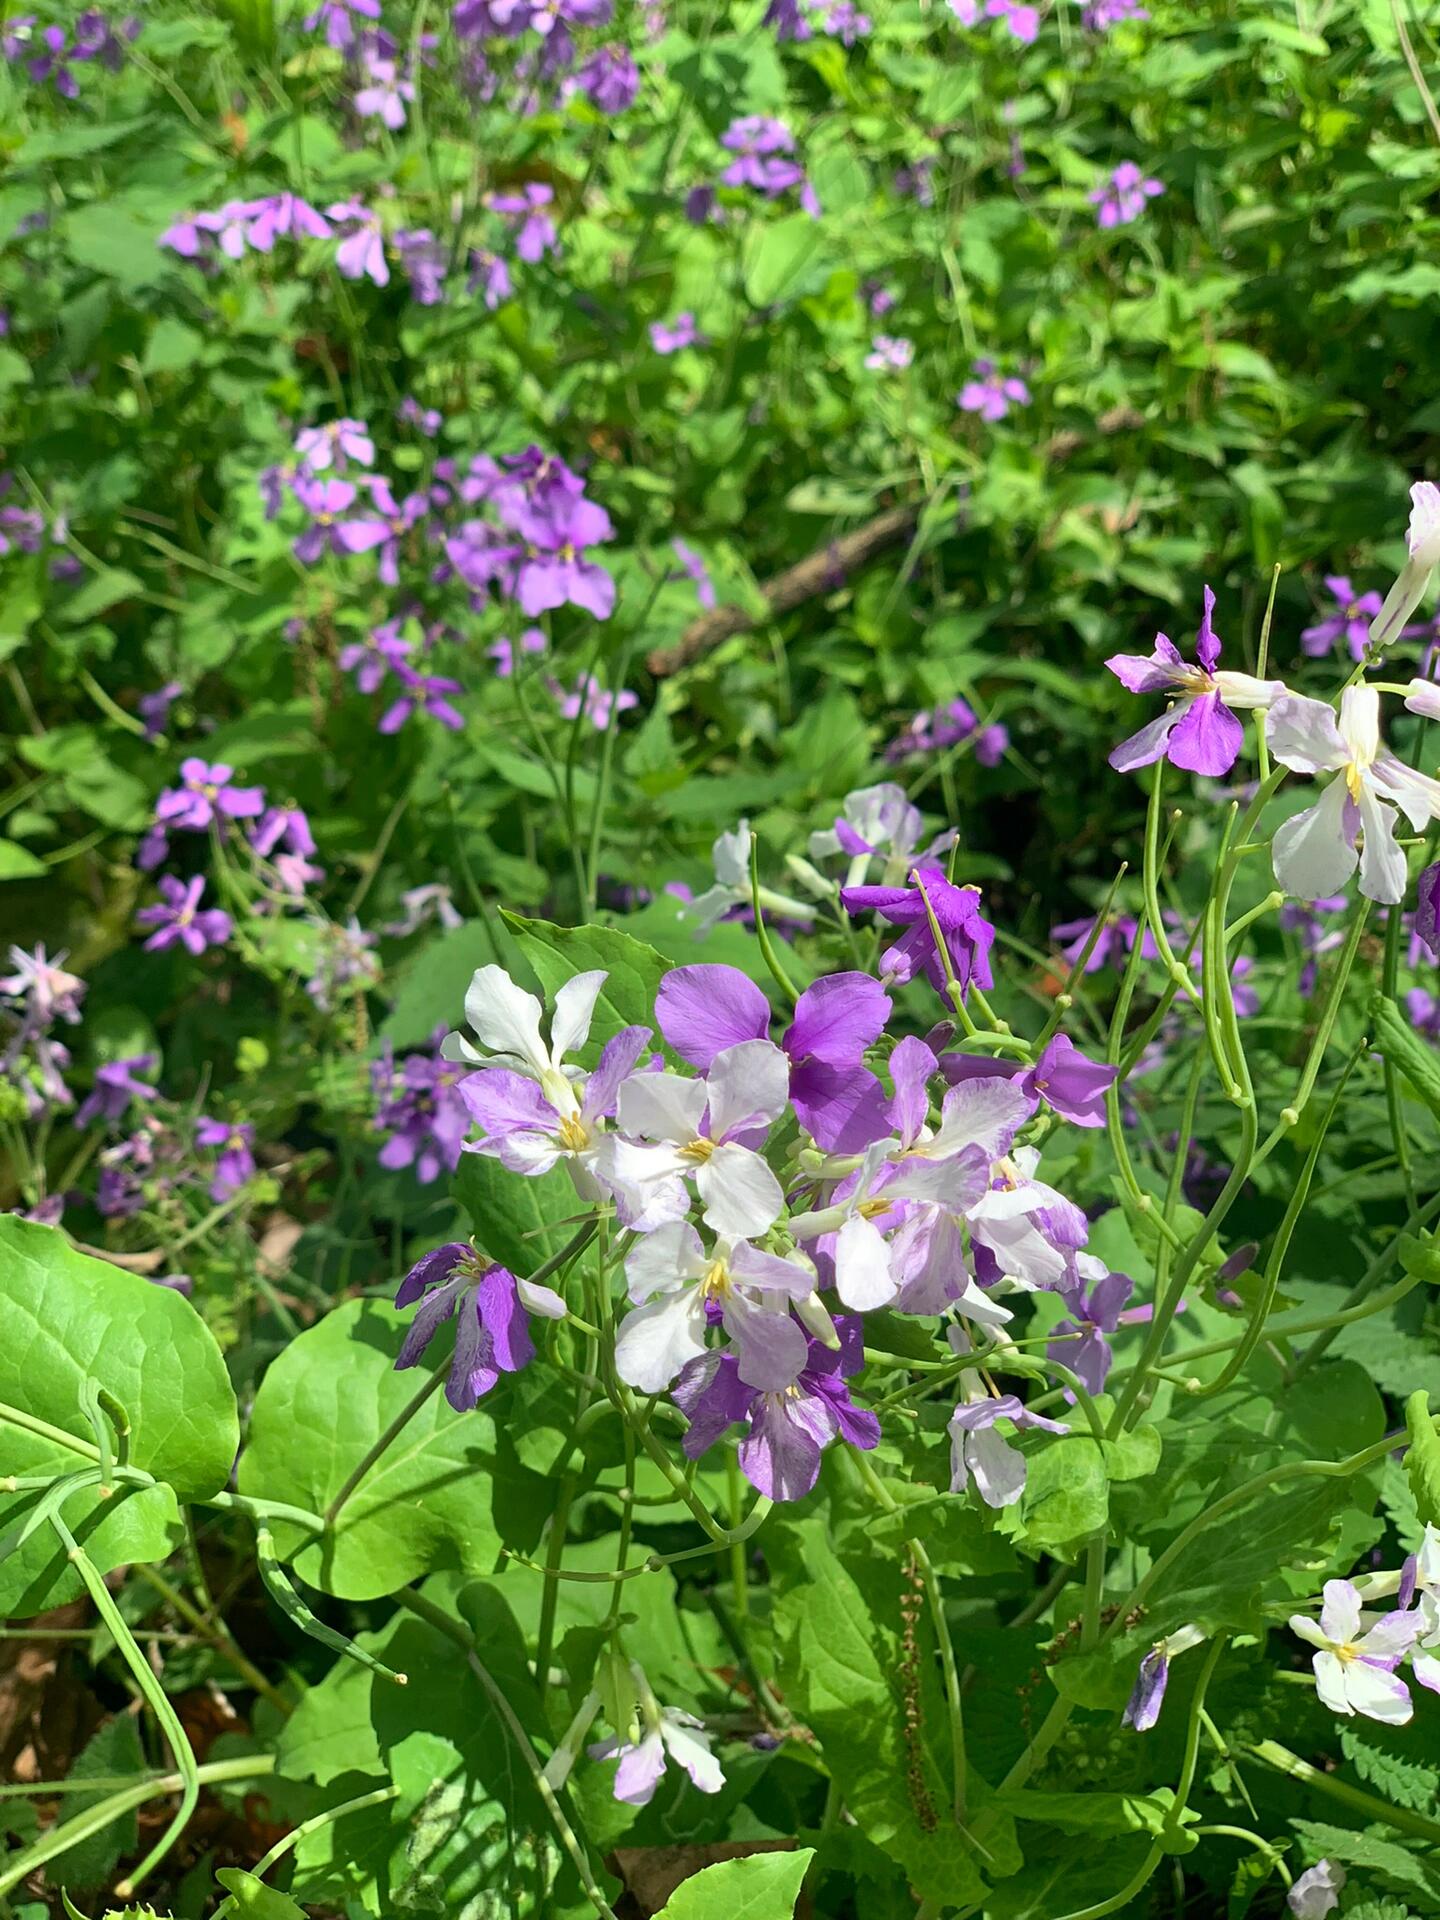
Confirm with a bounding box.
[2,9,139,96]
[395,947,1118,1506]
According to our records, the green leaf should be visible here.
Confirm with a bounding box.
[1405,1390,1440,1528]
[453,1151,585,1273]
[57,569,144,625]
[56,1716,144,1890]
[63,206,171,290]
[655,1849,817,1919]
[13,117,152,166]
[500,912,665,1058]
[237,1297,545,1599]
[0,1219,239,1616]
[379,920,494,1051]
[996,1787,1196,1843]
[745,214,830,308]
[141,318,204,377]
[0,838,45,879]
[212,1871,305,1919]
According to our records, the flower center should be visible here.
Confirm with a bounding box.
[680,1136,715,1164]
[556,1113,589,1154]
[857,1196,890,1219]
[702,1258,730,1300]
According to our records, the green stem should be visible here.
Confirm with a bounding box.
[134,1562,292,1716]
[1249,1737,1440,1846]
[324,1365,446,1528]
[212,1784,402,1916]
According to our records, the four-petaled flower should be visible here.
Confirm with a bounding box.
[1107,587,1282,778]
[1288,1579,1416,1723]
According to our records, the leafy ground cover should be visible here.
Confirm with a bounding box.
[5,0,1440,1915]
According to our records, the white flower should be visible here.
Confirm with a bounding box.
[1266,687,1440,904]
[1368,479,1440,650]
[444,964,604,1114]
[602,1039,790,1239]
[1288,1859,1345,1919]
[682,819,816,931]
[613,1220,814,1393]
[1288,1578,1417,1723]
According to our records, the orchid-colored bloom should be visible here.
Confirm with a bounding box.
[339,618,413,694]
[466,247,512,308]
[155,757,265,832]
[295,418,374,473]
[576,42,639,111]
[490,183,559,264]
[1051,910,1157,975]
[379,663,465,733]
[985,0,1039,42]
[1090,161,1163,227]
[196,1116,256,1198]
[394,1244,566,1410]
[865,335,913,371]
[958,357,1030,421]
[374,1049,472,1184]
[328,202,389,285]
[1301,575,1383,662]
[809,780,955,877]
[587,1691,724,1806]
[1368,481,1440,653]
[948,1394,1069,1507]
[1267,686,1440,904]
[1107,588,1283,778]
[674,1317,879,1500]
[842,865,995,998]
[383,884,463,937]
[650,312,702,354]
[614,1220,815,1392]
[135,875,232,955]
[488,627,547,675]
[304,0,380,50]
[1083,0,1148,25]
[1289,1580,1416,1722]
[554,674,636,728]
[74,1053,157,1129]
[656,964,891,1154]
[292,477,389,563]
[670,538,715,609]
[354,53,414,128]
[1,945,85,1027]
[1121,1623,1204,1731]
[1046,1255,1132,1392]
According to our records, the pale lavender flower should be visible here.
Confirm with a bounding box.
[1301,575,1383,661]
[1107,588,1282,779]
[340,618,413,693]
[466,247,512,307]
[958,357,1030,421]
[671,538,715,609]
[156,758,265,832]
[379,662,465,732]
[394,227,448,304]
[291,477,390,563]
[1,945,86,1027]
[948,1395,1069,1507]
[985,0,1039,40]
[328,201,389,285]
[354,52,413,127]
[305,0,380,50]
[396,395,442,436]
[865,335,913,371]
[1121,1624,1204,1731]
[587,1692,724,1806]
[555,673,637,729]
[196,1116,256,1198]
[650,312,702,353]
[1090,161,1163,228]
[295,418,374,473]
[1287,1862,1345,1920]
[490,183,558,264]
[488,626,547,675]
[576,43,638,111]
[1289,1580,1417,1722]
[1083,0,1148,24]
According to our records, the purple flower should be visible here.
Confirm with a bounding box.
[515,492,616,619]
[328,202,389,286]
[673,1318,879,1501]
[576,43,639,111]
[304,0,380,50]
[656,964,892,1154]
[1090,161,1164,228]
[379,662,465,732]
[196,1116,256,1198]
[893,158,934,205]
[718,115,816,208]
[670,538,715,609]
[1289,1580,1417,1722]
[488,626,547,676]
[588,1698,724,1806]
[490,183,559,264]
[957,357,1030,421]
[155,758,265,832]
[394,227,448,304]
[291,477,389,563]
[555,674,636,729]
[865,335,913,371]
[466,247,512,307]
[948,1395,1069,1507]
[842,864,996,999]
[245,193,331,251]
[383,884,463,936]
[250,806,317,861]
[295,418,374,473]
[1051,910,1156,975]
[941,1031,1117,1129]
[394,1244,565,1410]
[1047,1260,1132,1393]
[985,0,1039,39]
[74,1053,158,1130]
[650,312,702,354]
[1301,575,1384,662]
[374,1047,473,1184]
[138,680,183,742]
[135,875,232,955]
[1106,588,1282,779]
[397,395,443,436]
[340,618,414,694]
[1083,0,1148,25]
[354,53,414,128]
[1407,986,1440,1042]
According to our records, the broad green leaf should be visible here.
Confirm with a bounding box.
[745,214,830,308]
[55,1715,144,1890]
[453,1150,588,1272]
[0,1219,238,1615]
[501,912,665,1057]
[1405,1391,1440,1527]
[212,1871,305,1919]
[996,1788,1197,1846]
[0,838,45,879]
[64,206,171,290]
[57,569,144,625]
[379,920,495,1051]
[237,1297,546,1599]
[655,1849,816,1918]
